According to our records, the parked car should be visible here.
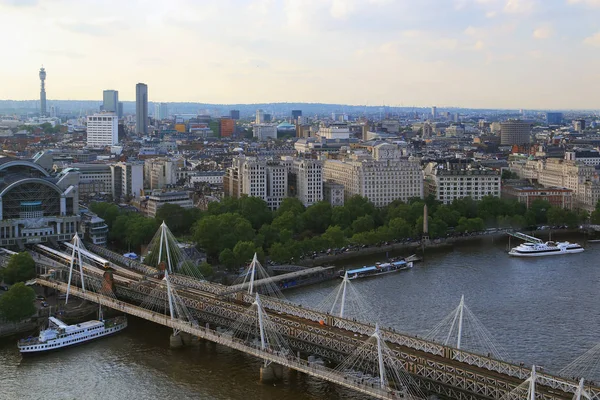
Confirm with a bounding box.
[41,301,49,308]
[36,295,45,300]
[0,285,8,291]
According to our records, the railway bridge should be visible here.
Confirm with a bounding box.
[23,230,600,400]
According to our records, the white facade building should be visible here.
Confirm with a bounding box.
[323,144,423,207]
[564,150,600,166]
[145,191,193,217]
[253,124,277,141]
[86,113,118,147]
[292,159,323,207]
[424,162,501,204]
[318,123,350,140]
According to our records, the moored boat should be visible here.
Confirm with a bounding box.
[18,309,127,354]
[342,260,413,280]
[508,241,584,257]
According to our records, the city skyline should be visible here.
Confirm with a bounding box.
[0,0,599,109]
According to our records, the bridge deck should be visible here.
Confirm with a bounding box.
[36,278,408,400]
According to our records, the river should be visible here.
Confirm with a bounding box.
[1,234,599,400]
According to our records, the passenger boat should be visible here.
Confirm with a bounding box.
[508,241,584,257]
[18,307,127,354]
[342,260,413,280]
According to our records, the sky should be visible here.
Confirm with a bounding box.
[0,0,599,109]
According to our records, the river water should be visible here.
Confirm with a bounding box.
[1,235,599,400]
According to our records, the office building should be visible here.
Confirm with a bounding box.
[431,106,437,120]
[253,124,277,141]
[424,161,501,204]
[564,150,600,166]
[255,109,265,124]
[155,103,168,120]
[318,123,350,139]
[39,67,47,116]
[323,143,423,207]
[509,158,600,211]
[117,102,123,119]
[220,117,235,138]
[502,185,573,210]
[145,191,193,218]
[500,120,531,146]
[103,90,119,113]
[144,157,182,190]
[291,159,323,207]
[546,112,563,125]
[225,156,322,210]
[263,113,272,123]
[230,110,240,120]
[292,110,302,121]
[86,113,118,147]
[573,119,586,132]
[136,83,148,134]
[323,181,344,206]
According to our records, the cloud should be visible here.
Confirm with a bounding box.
[533,25,553,39]
[473,40,485,50]
[55,17,127,36]
[504,0,538,13]
[0,0,38,6]
[40,49,85,59]
[583,31,600,46]
[567,0,600,6]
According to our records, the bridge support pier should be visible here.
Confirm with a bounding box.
[169,333,184,349]
[260,363,284,383]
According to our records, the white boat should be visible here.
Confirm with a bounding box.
[343,260,413,280]
[18,309,127,354]
[508,241,584,257]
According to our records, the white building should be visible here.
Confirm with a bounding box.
[510,158,600,211]
[255,109,265,124]
[253,124,277,141]
[144,158,184,190]
[324,181,344,206]
[86,113,118,147]
[318,123,350,140]
[145,191,194,217]
[292,159,323,207]
[322,143,423,207]
[424,161,501,204]
[564,150,600,166]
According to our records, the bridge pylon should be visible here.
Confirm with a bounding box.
[65,233,86,304]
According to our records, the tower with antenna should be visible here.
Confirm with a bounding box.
[39,66,47,116]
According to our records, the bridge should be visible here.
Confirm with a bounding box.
[22,223,600,400]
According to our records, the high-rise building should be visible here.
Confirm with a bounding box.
[255,109,265,124]
[154,103,168,120]
[117,102,123,119]
[102,90,119,113]
[573,119,586,132]
[220,118,235,138]
[431,106,437,120]
[135,83,148,134]
[292,159,323,207]
[230,110,240,120]
[500,120,531,145]
[39,67,47,116]
[546,112,563,125]
[292,110,302,121]
[263,113,272,123]
[86,113,119,147]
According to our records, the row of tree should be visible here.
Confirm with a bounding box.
[91,193,594,270]
[0,253,37,322]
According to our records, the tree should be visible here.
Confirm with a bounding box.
[322,225,346,248]
[219,248,236,271]
[501,170,519,180]
[193,213,255,258]
[277,197,305,217]
[268,242,293,264]
[388,217,412,239]
[331,206,353,229]
[271,211,298,233]
[300,201,332,234]
[198,261,214,278]
[2,252,36,284]
[89,202,120,229]
[351,215,375,235]
[0,282,36,322]
[232,241,260,267]
[529,199,551,224]
[155,204,198,235]
[237,195,273,229]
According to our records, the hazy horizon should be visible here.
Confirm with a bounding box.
[1,0,599,109]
